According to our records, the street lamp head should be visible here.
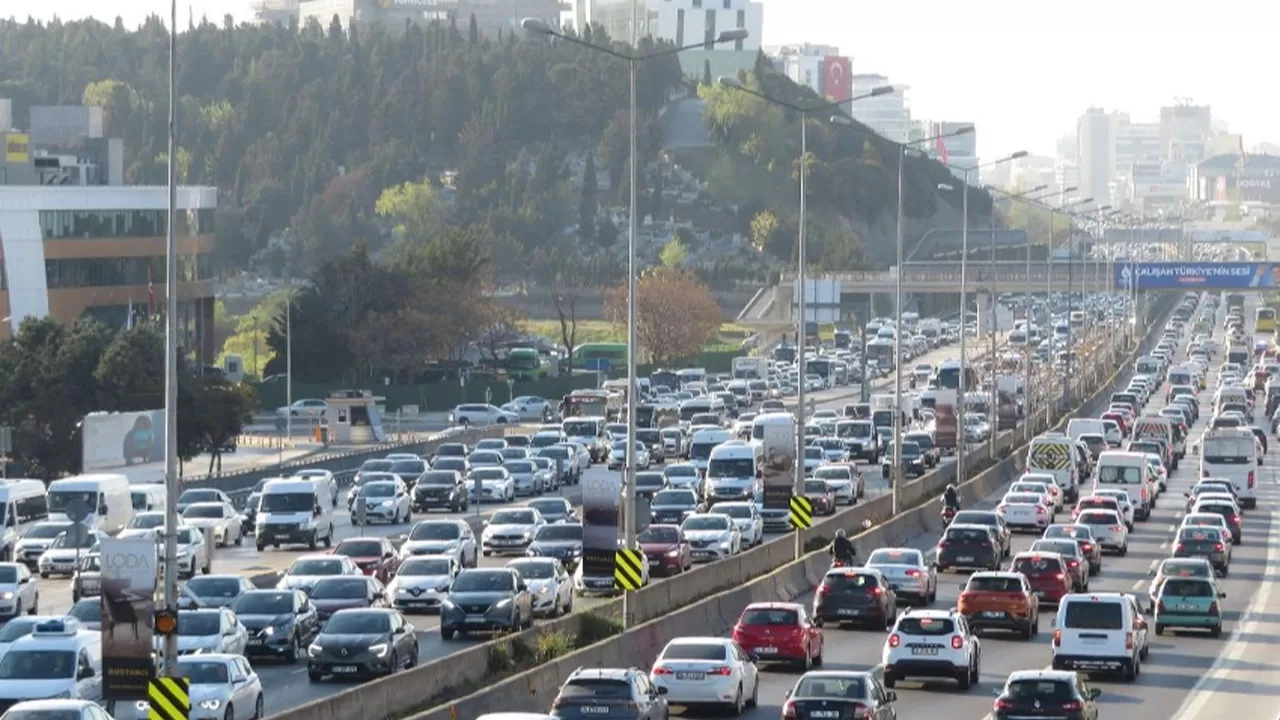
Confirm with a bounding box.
[716,28,749,43]
[520,17,554,34]
[938,183,955,192]
[870,85,895,97]
[717,76,744,89]
[1061,185,1078,193]
[1009,150,1029,160]
[829,114,854,127]
[1029,184,1049,193]
[952,126,975,136]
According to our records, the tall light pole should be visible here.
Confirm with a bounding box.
[162,0,180,674]
[1064,202,1107,406]
[1039,195,1093,422]
[828,117,972,514]
[1025,185,1073,435]
[718,80,891,552]
[523,19,748,627]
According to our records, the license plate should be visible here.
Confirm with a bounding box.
[581,708,610,715]
[249,638,265,645]
[694,551,713,558]
[648,559,659,567]
[911,647,939,656]
[331,665,359,674]
[838,608,860,616]
[755,647,777,654]
[957,556,974,563]
[982,611,1004,618]
[1177,604,1199,611]
[812,712,840,719]
[676,671,705,680]
[465,615,486,623]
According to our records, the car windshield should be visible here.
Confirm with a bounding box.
[793,675,866,700]
[359,460,393,473]
[260,492,314,512]
[452,571,515,593]
[1180,527,1222,542]
[1077,511,1118,525]
[417,472,458,486]
[0,650,77,679]
[231,592,293,615]
[740,607,798,626]
[1160,561,1211,578]
[1044,525,1091,540]
[653,490,696,506]
[967,576,1022,592]
[177,490,220,505]
[866,550,921,566]
[804,480,830,494]
[323,612,391,635]
[708,459,755,477]
[952,512,997,526]
[683,516,728,531]
[560,679,633,699]
[1032,541,1079,557]
[310,578,368,599]
[183,504,222,519]
[1099,465,1142,484]
[945,528,991,543]
[491,510,537,525]
[665,466,696,477]
[536,525,582,541]
[1014,556,1062,574]
[409,523,460,541]
[529,500,568,516]
[400,558,452,576]
[822,573,879,590]
[662,642,728,661]
[433,458,467,471]
[1005,494,1042,504]
[1162,579,1214,597]
[26,523,72,539]
[0,618,39,643]
[472,468,507,480]
[1006,680,1075,703]
[1062,600,1123,630]
[715,505,751,519]
[361,483,396,498]
[52,531,97,550]
[905,434,934,449]
[390,460,426,475]
[69,600,99,623]
[177,660,230,685]
[186,577,242,598]
[508,561,555,580]
[178,613,221,636]
[814,468,850,480]
[504,462,535,474]
[638,526,679,544]
[337,540,383,557]
[288,558,343,576]
[897,616,954,635]
[131,514,165,529]
[636,474,664,488]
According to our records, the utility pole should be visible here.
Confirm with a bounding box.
[161,0,180,675]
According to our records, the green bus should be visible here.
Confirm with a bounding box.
[573,342,627,371]
[507,348,548,380]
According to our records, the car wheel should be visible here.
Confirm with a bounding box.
[285,635,299,663]
[441,627,455,640]
[223,704,234,720]
[234,529,243,547]
[308,671,323,683]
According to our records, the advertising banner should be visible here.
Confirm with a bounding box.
[760,418,797,509]
[581,473,621,578]
[82,410,165,471]
[100,537,158,700]
[1115,262,1280,291]
[4,133,28,163]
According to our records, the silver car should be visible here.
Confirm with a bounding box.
[865,547,937,604]
[503,460,547,496]
[506,558,573,617]
[1074,509,1129,554]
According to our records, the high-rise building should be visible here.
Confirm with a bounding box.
[564,0,760,49]
[1077,108,1121,207]
[1010,155,1057,192]
[300,0,565,37]
[850,74,910,144]
[1160,102,1212,165]
[926,120,977,179]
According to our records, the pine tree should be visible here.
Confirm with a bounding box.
[468,13,479,46]
[702,59,712,87]
[579,151,598,243]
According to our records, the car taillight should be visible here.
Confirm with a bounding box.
[651,666,673,675]
[1067,559,1079,567]
[1052,629,1061,647]
[905,569,922,577]
[888,633,901,648]
[1176,542,1185,551]
[937,540,949,548]
[817,584,832,595]
[1062,700,1084,711]
[1036,506,1047,515]
[1248,471,1256,489]
[1111,525,1124,532]
[782,701,798,720]
[1141,487,1147,500]
[870,587,883,596]
[1214,543,1225,552]
[996,504,1007,513]
[951,635,964,650]
[708,666,732,676]
[1232,514,1242,524]
[1209,601,1219,614]
[1125,631,1134,650]
[1203,470,1211,477]
[1081,542,1093,551]
[1055,572,1066,580]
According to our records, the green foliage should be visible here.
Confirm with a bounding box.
[659,236,689,267]
[0,318,255,479]
[574,611,623,648]
[532,630,573,662]
[375,180,446,242]
[217,293,287,378]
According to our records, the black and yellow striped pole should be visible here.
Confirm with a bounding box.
[148,677,189,720]
[614,549,645,591]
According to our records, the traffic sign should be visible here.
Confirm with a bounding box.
[613,549,644,591]
[789,496,813,530]
[65,498,91,524]
[147,677,189,720]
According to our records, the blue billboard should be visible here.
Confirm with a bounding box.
[1115,262,1280,291]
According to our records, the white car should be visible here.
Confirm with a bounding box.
[680,513,742,563]
[474,439,508,452]
[164,654,264,720]
[882,609,981,689]
[0,562,37,617]
[162,609,249,656]
[164,525,212,579]
[13,521,73,569]
[709,502,764,548]
[502,396,554,421]
[1051,593,1148,680]
[506,558,574,618]
[813,465,858,506]
[293,469,339,507]
[277,554,362,594]
[38,530,106,578]
[865,548,937,605]
[1011,477,1061,511]
[182,501,245,547]
[996,492,1053,531]
[1076,508,1130,554]
[180,575,256,610]
[399,519,479,567]
[121,511,166,538]
[482,508,546,557]
[1091,489,1137,528]
[802,446,825,475]
[469,467,515,503]
[276,398,328,418]
[607,440,651,471]
[350,479,411,525]
[649,637,760,714]
[450,403,520,426]
[662,463,701,491]
[388,555,459,614]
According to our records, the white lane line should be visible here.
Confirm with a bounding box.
[1170,506,1280,720]
[1148,559,1158,571]
[1130,580,1144,590]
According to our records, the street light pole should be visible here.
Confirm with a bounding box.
[162,0,180,674]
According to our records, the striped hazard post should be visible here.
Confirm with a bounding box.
[613,548,645,590]
[148,677,189,720]
[789,495,813,530]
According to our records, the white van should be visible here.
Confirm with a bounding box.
[689,428,733,476]
[1027,434,1081,502]
[254,478,336,551]
[129,484,168,513]
[1066,419,1105,443]
[704,441,763,502]
[0,481,48,562]
[1051,593,1148,680]
[1094,450,1154,520]
[46,474,132,534]
[0,618,102,704]
[1201,429,1259,509]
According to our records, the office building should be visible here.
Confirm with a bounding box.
[562,0,760,48]
[0,186,218,361]
[1160,102,1212,165]
[850,74,910,144]
[1077,108,1121,208]
[770,44,849,101]
[301,0,564,36]
[1010,155,1057,193]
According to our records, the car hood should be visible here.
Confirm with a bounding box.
[237,613,293,631]
[531,540,581,552]
[315,632,390,647]
[183,518,221,528]
[485,523,534,536]
[119,529,158,539]
[311,597,370,612]
[392,574,453,592]
[402,540,461,556]
[525,577,558,595]
[0,679,78,701]
[683,529,730,542]
[278,575,324,591]
[478,478,509,487]
[40,548,83,559]
[640,542,679,554]
[448,590,514,606]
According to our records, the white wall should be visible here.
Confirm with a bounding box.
[0,211,50,335]
[653,0,762,51]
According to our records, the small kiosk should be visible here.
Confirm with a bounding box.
[321,390,387,445]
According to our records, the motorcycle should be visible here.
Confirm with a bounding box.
[941,506,958,526]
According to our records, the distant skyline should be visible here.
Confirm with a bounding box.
[13,0,1280,161]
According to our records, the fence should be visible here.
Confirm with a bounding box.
[249,374,601,412]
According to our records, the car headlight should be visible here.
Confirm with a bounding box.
[369,643,389,658]
[136,701,151,711]
[0,591,13,600]
[200,700,222,710]
[537,585,551,595]
[666,548,680,557]
[307,644,322,657]
[493,599,512,609]
[381,500,394,508]
[263,625,277,636]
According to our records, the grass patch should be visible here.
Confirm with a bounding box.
[575,611,623,648]
[533,630,574,662]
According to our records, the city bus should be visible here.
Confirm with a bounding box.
[506,348,548,380]
[1256,307,1276,333]
[934,359,978,392]
[572,343,627,371]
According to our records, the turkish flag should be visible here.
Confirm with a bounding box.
[822,56,851,102]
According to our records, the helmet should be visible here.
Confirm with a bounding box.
[947,482,957,492]
[834,528,847,539]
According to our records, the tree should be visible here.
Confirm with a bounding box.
[578,151,598,242]
[468,13,479,46]
[186,376,257,474]
[659,236,689,267]
[95,325,165,411]
[702,59,712,87]
[477,304,526,362]
[604,267,722,365]
[376,179,446,242]
[749,209,780,253]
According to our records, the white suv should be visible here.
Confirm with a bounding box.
[881,609,981,690]
[1051,592,1150,681]
[450,404,520,426]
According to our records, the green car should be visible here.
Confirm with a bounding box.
[1154,576,1226,637]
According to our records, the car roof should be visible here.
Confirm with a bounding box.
[969,571,1023,580]
[1006,669,1079,683]
[568,667,638,680]
[899,608,954,620]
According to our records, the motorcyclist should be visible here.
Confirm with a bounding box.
[942,483,961,511]
[830,528,856,565]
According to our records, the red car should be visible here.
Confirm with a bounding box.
[1101,411,1130,437]
[731,602,824,670]
[1010,552,1072,605]
[332,536,401,583]
[637,524,691,576]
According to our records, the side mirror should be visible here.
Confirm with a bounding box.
[885,690,898,703]
[1088,688,1102,700]
[657,686,669,696]
[77,666,94,681]
[1148,568,1156,576]
[783,690,792,699]
[482,520,489,527]
[1049,617,1056,628]
[1218,591,1227,598]
[98,505,109,516]
[312,507,322,517]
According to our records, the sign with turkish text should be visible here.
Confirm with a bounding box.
[1115,262,1280,291]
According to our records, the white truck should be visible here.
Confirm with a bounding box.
[732,356,770,380]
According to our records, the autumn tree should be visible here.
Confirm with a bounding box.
[604,267,722,366]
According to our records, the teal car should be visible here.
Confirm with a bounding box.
[1154,576,1226,637]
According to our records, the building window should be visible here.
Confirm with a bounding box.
[704,8,716,47]
[692,0,701,7]
[46,253,213,289]
[37,209,214,239]
[723,0,730,8]
[675,8,684,46]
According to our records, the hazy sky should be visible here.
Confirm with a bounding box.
[15,0,1280,159]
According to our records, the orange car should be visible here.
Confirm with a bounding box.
[957,571,1040,639]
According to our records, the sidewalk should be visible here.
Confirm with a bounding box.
[118,443,325,484]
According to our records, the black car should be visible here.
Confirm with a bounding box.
[993,670,1100,720]
[243,479,270,530]
[951,510,1012,557]
[636,429,666,464]
[551,667,669,720]
[306,608,418,681]
[528,497,576,525]
[782,670,897,720]
[432,442,470,461]
[935,524,1001,572]
[880,442,926,479]
[412,470,469,513]
[439,568,533,639]
[649,489,700,526]
[634,471,667,501]
[231,589,320,663]
[527,523,584,567]
[812,568,897,629]
[390,459,428,489]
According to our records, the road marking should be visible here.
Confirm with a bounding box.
[1148,559,1158,571]
[1170,506,1280,720]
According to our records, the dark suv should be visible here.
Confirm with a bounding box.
[993,669,1101,719]
[411,470,468,512]
[550,666,670,719]
[439,568,532,639]
[936,524,1001,572]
